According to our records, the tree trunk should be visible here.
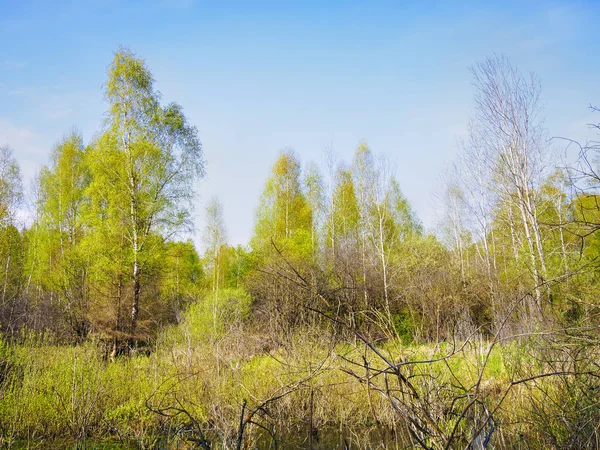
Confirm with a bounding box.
[131,259,140,328]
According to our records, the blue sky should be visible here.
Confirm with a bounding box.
[1,0,598,247]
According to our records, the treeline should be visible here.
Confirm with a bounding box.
[242,56,600,343]
[1,51,599,350]
[165,58,600,347]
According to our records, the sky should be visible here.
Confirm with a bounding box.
[1,0,599,249]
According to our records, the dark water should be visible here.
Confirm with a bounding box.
[246,426,408,449]
[8,426,409,449]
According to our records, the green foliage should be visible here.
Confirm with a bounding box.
[0,337,165,446]
[0,329,555,449]
[160,240,203,302]
[27,132,91,337]
[0,225,23,308]
[392,310,416,344]
[177,288,251,343]
[329,168,360,246]
[252,150,313,260]
[222,245,253,290]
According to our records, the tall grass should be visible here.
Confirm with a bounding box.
[0,297,597,449]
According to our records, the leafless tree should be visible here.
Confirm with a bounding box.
[470,55,552,305]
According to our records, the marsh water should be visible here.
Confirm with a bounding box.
[10,426,409,449]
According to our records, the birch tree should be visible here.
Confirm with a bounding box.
[35,132,90,337]
[303,162,324,260]
[0,146,22,226]
[88,47,204,333]
[252,150,312,258]
[353,145,421,319]
[0,146,23,329]
[456,123,500,304]
[203,197,227,332]
[353,143,374,308]
[471,55,550,303]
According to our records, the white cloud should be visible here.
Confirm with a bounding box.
[0,120,36,147]
[545,4,580,28]
[0,119,50,222]
[1,60,27,70]
[42,105,74,120]
[7,86,36,97]
[518,37,558,52]
[3,83,97,121]
[0,119,47,182]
